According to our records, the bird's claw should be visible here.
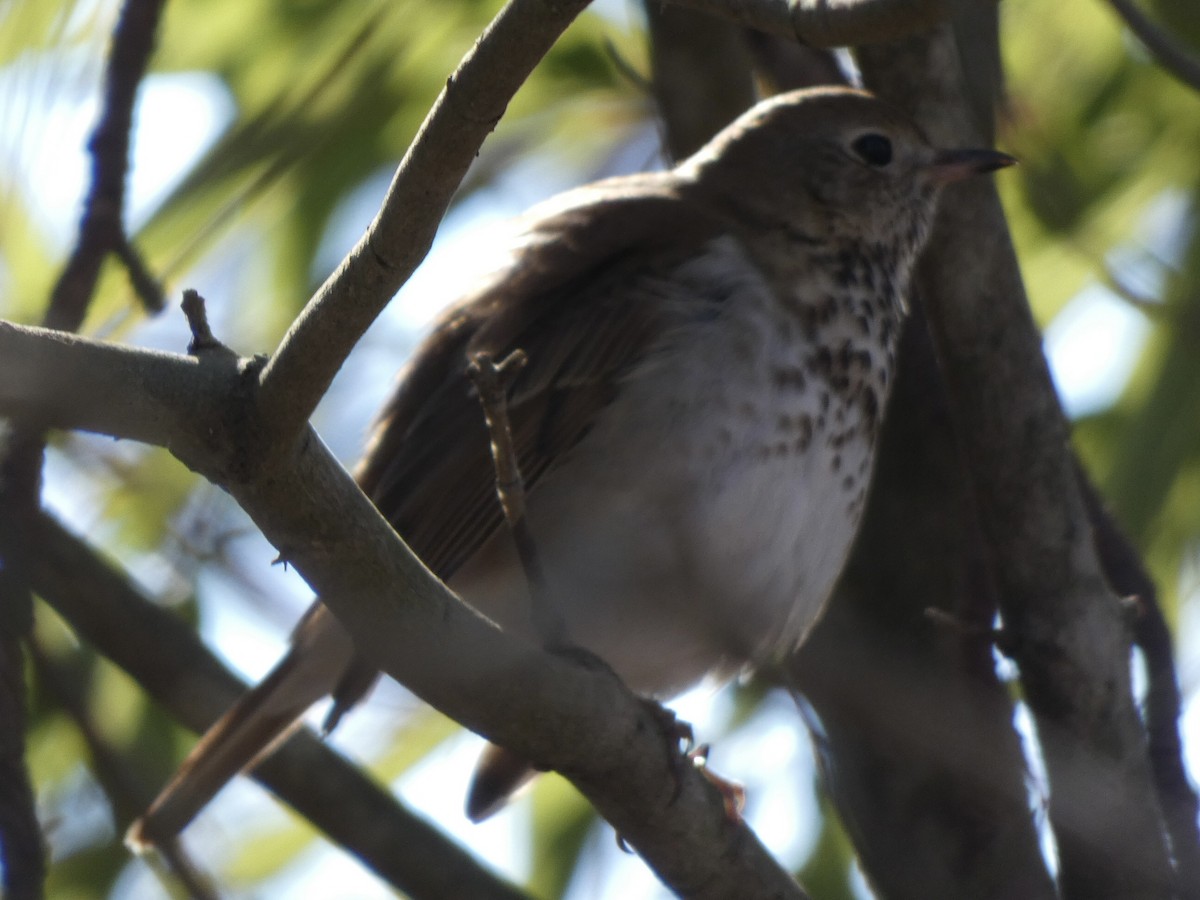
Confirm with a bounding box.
[688,743,746,823]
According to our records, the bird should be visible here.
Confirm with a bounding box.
[128,85,1014,846]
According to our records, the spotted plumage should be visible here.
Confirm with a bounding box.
[131,87,1015,845]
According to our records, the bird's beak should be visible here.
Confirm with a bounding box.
[928,148,1018,184]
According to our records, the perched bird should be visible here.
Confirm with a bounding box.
[130,86,1014,845]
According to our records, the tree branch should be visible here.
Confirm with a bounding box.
[46,0,166,328]
[0,320,245,457]
[856,26,1175,898]
[1080,468,1200,899]
[253,0,593,451]
[0,635,43,900]
[794,303,1056,898]
[1,5,167,893]
[1106,0,1200,93]
[29,511,531,900]
[1,319,806,898]
[663,0,983,48]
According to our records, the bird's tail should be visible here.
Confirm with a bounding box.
[465,743,537,823]
[127,604,357,849]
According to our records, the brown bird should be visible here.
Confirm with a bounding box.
[129,86,1014,846]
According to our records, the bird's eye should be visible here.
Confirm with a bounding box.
[851,133,893,167]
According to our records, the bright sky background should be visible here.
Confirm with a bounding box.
[3,20,1192,899]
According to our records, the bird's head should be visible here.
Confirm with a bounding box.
[681,86,1015,257]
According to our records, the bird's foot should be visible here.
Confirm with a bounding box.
[687,743,746,823]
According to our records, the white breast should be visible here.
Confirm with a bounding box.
[451,237,890,698]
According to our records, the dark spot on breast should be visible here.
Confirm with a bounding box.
[832,454,841,472]
[809,346,833,376]
[794,415,813,451]
[835,249,857,287]
[772,366,807,392]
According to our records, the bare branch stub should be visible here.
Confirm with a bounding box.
[180,290,225,355]
[467,349,568,648]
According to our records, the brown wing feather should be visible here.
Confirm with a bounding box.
[357,178,726,578]
[132,179,731,845]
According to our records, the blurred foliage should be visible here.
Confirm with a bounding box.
[1,0,1199,897]
[999,0,1200,630]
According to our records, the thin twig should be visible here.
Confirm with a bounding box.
[467,350,567,648]
[28,641,218,900]
[45,0,167,329]
[1106,0,1200,92]
[0,6,167,891]
[0,636,43,900]
[254,0,594,451]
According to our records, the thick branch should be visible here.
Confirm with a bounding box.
[28,512,529,900]
[0,320,805,899]
[665,0,979,48]
[856,27,1174,899]
[0,320,245,457]
[253,0,592,450]
[1081,469,1200,899]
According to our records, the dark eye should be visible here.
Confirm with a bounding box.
[851,133,893,167]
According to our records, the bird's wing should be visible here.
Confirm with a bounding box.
[357,178,726,577]
[130,179,730,845]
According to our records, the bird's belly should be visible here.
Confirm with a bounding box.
[451,241,888,698]
[451,363,875,699]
